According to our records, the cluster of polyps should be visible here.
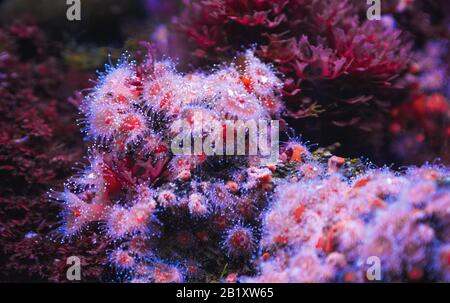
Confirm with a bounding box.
[55,47,450,282]
[83,50,282,146]
[55,49,284,282]
[244,156,450,282]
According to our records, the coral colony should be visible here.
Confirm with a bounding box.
[50,44,450,282]
[52,49,284,282]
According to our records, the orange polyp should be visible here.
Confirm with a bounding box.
[73,207,81,218]
[154,143,168,154]
[226,273,238,283]
[176,231,192,247]
[423,170,440,181]
[148,82,161,98]
[334,205,343,214]
[159,92,172,109]
[102,110,114,125]
[196,231,209,242]
[324,237,334,253]
[131,88,142,98]
[226,181,239,193]
[290,144,306,162]
[260,95,276,110]
[90,202,107,220]
[328,155,345,172]
[409,62,420,74]
[258,173,272,183]
[370,197,387,209]
[120,115,142,133]
[266,163,277,173]
[293,203,306,223]
[118,253,133,266]
[412,95,427,115]
[274,235,288,245]
[262,252,270,261]
[237,97,246,104]
[315,235,326,251]
[133,210,147,225]
[231,232,246,249]
[115,94,127,104]
[407,267,423,281]
[197,153,207,163]
[426,93,448,113]
[240,75,253,92]
[104,116,113,125]
[213,215,228,231]
[389,122,401,134]
[255,68,265,76]
[316,229,335,254]
[343,271,356,282]
[154,267,171,282]
[187,113,195,125]
[186,264,199,276]
[237,201,252,217]
[445,252,450,266]
[354,176,371,188]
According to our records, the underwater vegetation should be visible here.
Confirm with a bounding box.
[0,18,105,282]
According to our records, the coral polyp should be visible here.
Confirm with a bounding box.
[223,225,256,258]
